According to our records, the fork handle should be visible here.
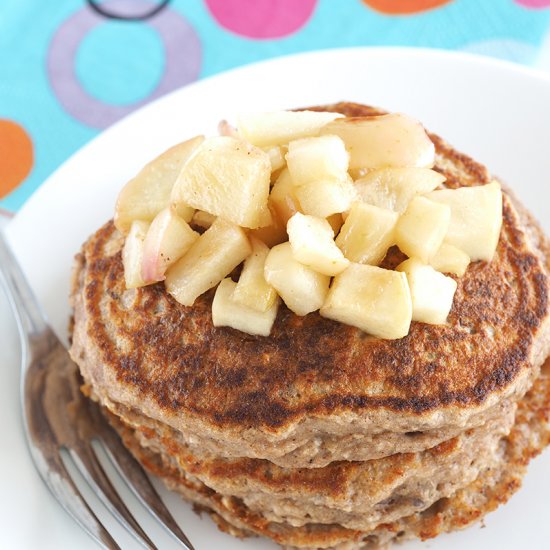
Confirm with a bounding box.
[0,230,48,341]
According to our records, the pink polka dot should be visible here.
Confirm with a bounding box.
[205,0,317,39]
[515,0,550,8]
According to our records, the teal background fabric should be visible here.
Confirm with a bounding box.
[1,0,549,215]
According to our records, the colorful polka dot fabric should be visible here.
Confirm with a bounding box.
[1,0,549,218]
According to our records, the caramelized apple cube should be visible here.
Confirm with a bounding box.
[294,176,356,218]
[171,136,271,228]
[320,264,412,339]
[430,243,470,276]
[397,258,457,325]
[354,168,445,213]
[427,181,503,261]
[165,218,251,306]
[395,196,450,262]
[237,110,343,147]
[122,220,150,289]
[286,135,349,186]
[269,169,301,225]
[321,114,434,170]
[264,242,330,316]
[264,145,286,173]
[335,203,398,265]
[287,213,349,276]
[141,208,199,283]
[232,238,278,312]
[213,278,279,337]
[115,136,203,233]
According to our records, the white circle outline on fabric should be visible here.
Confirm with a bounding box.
[47,0,201,129]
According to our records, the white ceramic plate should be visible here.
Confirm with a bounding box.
[2,47,550,550]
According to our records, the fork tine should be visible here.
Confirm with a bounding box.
[99,427,195,550]
[68,445,157,550]
[32,448,121,550]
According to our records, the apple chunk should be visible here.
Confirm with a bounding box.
[287,213,349,276]
[430,243,470,277]
[321,114,434,170]
[115,136,203,234]
[213,278,279,337]
[395,196,450,262]
[286,135,349,186]
[427,181,503,261]
[141,208,199,283]
[269,169,301,225]
[171,136,271,228]
[164,218,251,306]
[397,258,457,325]
[237,110,343,147]
[264,145,286,173]
[294,176,356,218]
[336,203,398,265]
[264,242,330,316]
[320,264,412,339]
[232,238,278,312]
[354,168,445,213]
[122,220,150,289]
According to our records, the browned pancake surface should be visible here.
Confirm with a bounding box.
[113,358,550,549]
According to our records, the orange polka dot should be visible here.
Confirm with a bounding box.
[0,119,34,199]
[362,0,452,15]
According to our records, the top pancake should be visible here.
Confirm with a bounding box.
[69,102,550,467]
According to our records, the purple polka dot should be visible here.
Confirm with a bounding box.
[47,0,202,129]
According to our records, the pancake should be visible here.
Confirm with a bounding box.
[69,103,550,468]
[109,357,550,549]
[69,101,550,549]
[103,401,514,532]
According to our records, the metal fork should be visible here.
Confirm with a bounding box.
[0,230,195,550]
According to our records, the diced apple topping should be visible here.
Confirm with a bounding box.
[428,181,503,261]
[320,264,412,339]
[122,220,150,289]
[213,278,279,337]
[117,109,503,340]
[115,136,203,234]
[430,243,470,277]
[269,169,301,225]
[232,238,278,312]
[354,168,445,213]
[171,136,271,228]
[286,135,349,185]
[237,110,343,147]
[295,176,357,218]
[141,208,199,283]
[287,213,349,276]
[264,242,330,316]
[265,146,286,174]
[336,203,398,265]
[395,196,450,262]
[321,114,434,171]
[165,218,251,306]
[397,258,457,325]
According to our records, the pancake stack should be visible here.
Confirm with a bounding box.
[70,103,550,549]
